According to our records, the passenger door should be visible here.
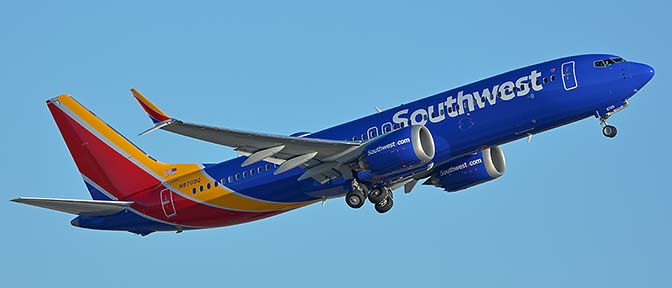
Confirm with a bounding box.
[562,61,578,90]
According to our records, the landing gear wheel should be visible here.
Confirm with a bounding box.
[374,196,394,214]
[345,190,365,209]
[602,125,617,138]
[368,188,387,204]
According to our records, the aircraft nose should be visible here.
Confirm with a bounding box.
[629,62,655,91]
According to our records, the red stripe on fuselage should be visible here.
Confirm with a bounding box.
[49,102,286,227]
[133,186,285,227]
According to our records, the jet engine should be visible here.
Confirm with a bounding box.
[359,125,435,174]
[425,146,506,192]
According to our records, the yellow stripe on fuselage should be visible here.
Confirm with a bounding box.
[167,171,318,211]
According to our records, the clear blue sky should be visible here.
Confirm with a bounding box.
[1,1,669,287]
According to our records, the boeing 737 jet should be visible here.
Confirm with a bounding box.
[13,54,654,235]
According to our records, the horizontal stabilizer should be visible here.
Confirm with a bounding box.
[12,197,133,216]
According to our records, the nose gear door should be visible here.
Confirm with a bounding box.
[562,61,578,91]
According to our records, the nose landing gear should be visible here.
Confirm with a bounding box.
[596,100,628,138]
[602,124,617,138]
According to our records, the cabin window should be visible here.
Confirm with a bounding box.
[543,77,548,84]
[368,127,379,139]
[243,171,248,178]
[265,164,271,171]
[235,174,241,180]
[192,188,196,194]
[258,166,263,173]
[214,181,218,187]
[550,75,556,82]
[361,133,366,141]
[352,136,358,141]
[199,186,204,192]
[228,176,234,183]
[381,123,393,134]
[250,169,255,176]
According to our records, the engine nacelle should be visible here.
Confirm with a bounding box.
[426,146,506,192]
[359,125,435,174]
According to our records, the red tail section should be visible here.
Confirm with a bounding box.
[47,95,200,200]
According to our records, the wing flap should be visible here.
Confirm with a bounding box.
[12,197,133,216]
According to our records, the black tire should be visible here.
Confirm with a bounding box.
[345,190,365,209]
[374,196,393,214]
[368,188,387,204]
[602,125,617,138]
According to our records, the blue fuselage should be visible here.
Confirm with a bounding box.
[201,54,654,202]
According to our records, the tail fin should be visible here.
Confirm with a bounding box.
[47,95,200,200]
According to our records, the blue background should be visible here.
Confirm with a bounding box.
[1,1,669,287]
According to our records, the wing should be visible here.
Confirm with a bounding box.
[12,197,133,216]
[131,89,363,183]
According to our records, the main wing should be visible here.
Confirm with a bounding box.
[131,89,363,183]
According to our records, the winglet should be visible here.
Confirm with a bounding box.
[131,88,172,124]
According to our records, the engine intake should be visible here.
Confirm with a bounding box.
[359,125,435,174]
[425,146,506,192]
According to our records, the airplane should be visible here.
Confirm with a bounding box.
[12,54,654,236]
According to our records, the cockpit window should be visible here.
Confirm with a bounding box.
[594,57,625,68]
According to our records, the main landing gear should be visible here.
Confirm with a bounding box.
[346,179,394,214]
[345,181,367,209]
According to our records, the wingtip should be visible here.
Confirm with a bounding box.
[130,88,172,123]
